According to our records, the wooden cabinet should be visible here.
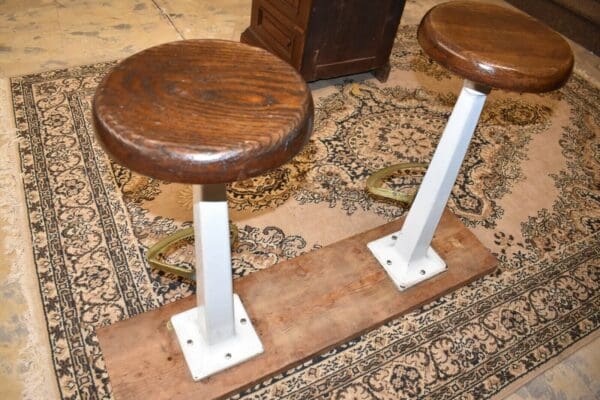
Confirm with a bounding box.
[240,0,406,82]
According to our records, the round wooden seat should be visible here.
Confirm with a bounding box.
[93,40,313,184]
[417,1,574,93]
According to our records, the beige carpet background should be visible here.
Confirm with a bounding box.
[0,77,60,399]
[6,25,600,399]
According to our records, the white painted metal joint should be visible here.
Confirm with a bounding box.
[171,294,263,381]
[368,231,447,290]
[369,80,490,291]
[171,183,263,380]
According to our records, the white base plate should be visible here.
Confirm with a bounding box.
[171,294,264,381]
[367,232,447,291]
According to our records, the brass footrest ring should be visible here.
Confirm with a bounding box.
[147,224,239,280]
[366,163,428,205]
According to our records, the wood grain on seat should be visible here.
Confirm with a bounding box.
[93,39,313,184]
[418,1,574,92]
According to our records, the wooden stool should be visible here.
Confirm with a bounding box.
[368,1,573,290]
[92,5,571,398]
[93,39,313,380]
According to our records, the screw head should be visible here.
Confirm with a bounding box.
[225,353,232,359]
[420,269,426,275]
[386,260,392,265]
[186,339,193,345]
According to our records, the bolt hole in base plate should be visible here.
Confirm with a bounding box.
[367,232,447,291]
[170,294,264,381]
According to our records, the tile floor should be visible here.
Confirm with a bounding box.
[0,0,598,399]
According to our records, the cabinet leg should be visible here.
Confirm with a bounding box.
[373,62,391,82]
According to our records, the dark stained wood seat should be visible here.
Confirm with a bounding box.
[93,40,313,184]
[418,1,574,93]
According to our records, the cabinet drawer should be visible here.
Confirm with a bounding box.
[254,3,304,67]
[265,0,310,27]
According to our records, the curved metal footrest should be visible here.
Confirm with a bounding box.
[147,225,238,280]
[366,162,427,205]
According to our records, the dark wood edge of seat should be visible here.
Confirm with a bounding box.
[416,4,574,93]
[93,96,314,185]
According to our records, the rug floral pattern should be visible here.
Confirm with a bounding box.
[10,26,599,399]
[228,83,553,227]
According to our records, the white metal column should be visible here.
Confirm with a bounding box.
[171,183,263,381]
[368,80,489,290]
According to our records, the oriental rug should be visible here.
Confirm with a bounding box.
[10,25,600,399]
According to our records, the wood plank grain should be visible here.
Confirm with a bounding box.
[97,210,497,400]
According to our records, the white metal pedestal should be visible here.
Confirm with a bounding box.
[368,80,489,291]
[171,184,263,381]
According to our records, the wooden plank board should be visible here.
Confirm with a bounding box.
[97,210,497,399]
